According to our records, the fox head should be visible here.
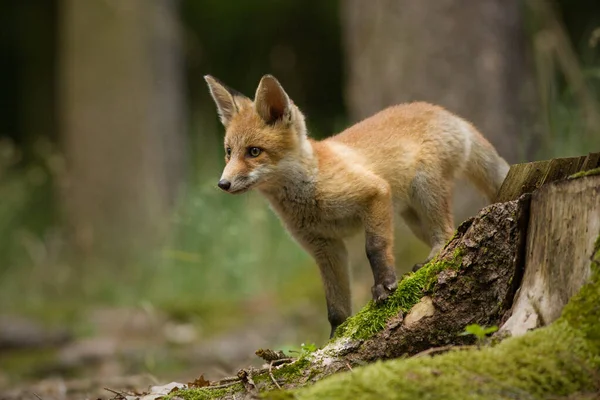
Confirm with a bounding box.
[205,74,310,194]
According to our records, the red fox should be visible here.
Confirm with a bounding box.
[205,74,510,338]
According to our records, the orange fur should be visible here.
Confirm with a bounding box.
[205,74,510,337]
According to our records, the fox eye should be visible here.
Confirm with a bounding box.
[225,147,232,158]
[248,147,262,158]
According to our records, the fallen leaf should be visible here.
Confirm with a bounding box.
[187,375,210,388]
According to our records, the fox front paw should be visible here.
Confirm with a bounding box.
[371,280,398,303]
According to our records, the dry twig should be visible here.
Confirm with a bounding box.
[269,361,282,390]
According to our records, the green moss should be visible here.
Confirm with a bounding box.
[568,167,600,179]
[273,358,311,381]
[332,250,463,340]
[167,383,245,400]
[277,321,599,400]
[561,234,600,353]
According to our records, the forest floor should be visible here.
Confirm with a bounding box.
[0,302,322,400]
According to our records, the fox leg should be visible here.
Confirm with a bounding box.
[409,173,455,271]
[363,184,399,303]
[301,237,352,338]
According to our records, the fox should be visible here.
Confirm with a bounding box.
[204,74,510,338]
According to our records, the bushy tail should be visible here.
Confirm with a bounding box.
[464,131,510,202]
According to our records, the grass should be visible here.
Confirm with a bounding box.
[0,165,315,321]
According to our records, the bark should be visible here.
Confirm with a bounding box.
[351,196,530,362]
[143,156,599,400]
[58,0,186,263]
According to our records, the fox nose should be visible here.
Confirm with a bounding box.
[218,179,231,191]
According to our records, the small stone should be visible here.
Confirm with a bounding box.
[404,297,435,327]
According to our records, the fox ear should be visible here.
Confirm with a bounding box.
[254,75,291,124]
[204,75,248,127]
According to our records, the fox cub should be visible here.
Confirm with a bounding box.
[205,74,509,338]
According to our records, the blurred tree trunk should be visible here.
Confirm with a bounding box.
[341,0,540,228]
[15,1,58,155]
[58,0,186,263]
[341,0,539,165]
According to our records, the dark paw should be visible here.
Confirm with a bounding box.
[371,280,398,303]
[412,262,426,272]
[329,324,339,339]
[328,309,348,339]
